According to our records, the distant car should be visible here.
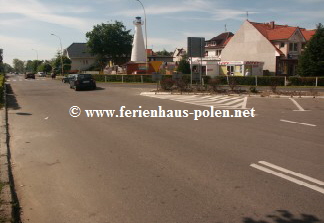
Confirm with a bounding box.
[62,74,75,83]
[37,72,46,77]
[25,72,35,79]
[69,74,96,91]
[132,70,146,74]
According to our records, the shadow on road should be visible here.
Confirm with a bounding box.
[15,112,32,116]
[243,210,322,223]
[6,84,21,110]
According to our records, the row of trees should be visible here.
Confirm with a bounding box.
[10,53,72,74]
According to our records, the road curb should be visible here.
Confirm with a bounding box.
[0,83,12,223]
[140,92,324,98]
[0,83,21,223]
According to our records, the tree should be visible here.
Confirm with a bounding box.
[52,53,71,74]
[86,21,133,70]
[25,60,41,73]
[3,63,14,73]
[37,62,52,73]
[177,59,191,74]
[298,23,324,76]
[13,59,25,73]
[155,49,173,56]
[0,49,3,73]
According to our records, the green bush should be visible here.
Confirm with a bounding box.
[288,77,316,86]
[317,77,324,86]
[255,76,285,86]
[160,78,175,90]
[0,75,5,106]
[91,74,324,87]
[92,74,157,83]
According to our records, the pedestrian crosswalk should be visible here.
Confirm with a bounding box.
[140,92,248,109]
[6,78,47,82]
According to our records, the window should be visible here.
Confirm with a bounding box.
[211,41,216,46]
[280,42,285,48]
[289,42,298,52]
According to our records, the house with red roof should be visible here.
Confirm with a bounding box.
[205,32,234,60]
[221,20,315,75]
[190,32,234,76]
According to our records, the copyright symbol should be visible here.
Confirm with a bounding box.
[69,106,81,117]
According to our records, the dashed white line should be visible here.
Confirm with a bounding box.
[280,119,316,127]
[280,119,297,124]
[299,122,317,127]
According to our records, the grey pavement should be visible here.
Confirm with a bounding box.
[4,74,324,223]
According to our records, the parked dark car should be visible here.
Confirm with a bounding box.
[62,74,75,83]
[69,74,96,91]
[25,72,35,79]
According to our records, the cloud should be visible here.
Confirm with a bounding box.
[113,0,215,16]
[0,34,56,64]
[0,0,95,31]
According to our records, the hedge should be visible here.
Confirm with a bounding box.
[0,75,5,106]
[91,74,324,86]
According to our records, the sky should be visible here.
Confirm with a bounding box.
[1,0,324,65]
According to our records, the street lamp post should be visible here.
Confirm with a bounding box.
[135,0,148,73]
[32,49,38,61]
[32,49,38,73]
[51,33,64,75]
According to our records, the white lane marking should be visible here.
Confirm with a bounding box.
[289,98,308,111]
[242,97,248,109]
[280,119,316,127]
[250,163,324,194]
[13,80,17,82]
[299,123,317,127]
[280,119,297,124]
[259,161,324,186]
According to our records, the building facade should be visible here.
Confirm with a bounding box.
[64,43,96,72]
[190,32,233,76]
[221,20,315,75]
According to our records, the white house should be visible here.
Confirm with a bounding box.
[64,43,96,72]
[221,20,315,75]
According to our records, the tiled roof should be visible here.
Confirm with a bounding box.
[249,21,315,41]
[206,32,234,47]
[301,30,316,41]
[146,49,154,56]
[248,21,316,56]
[223,36,232,46]
[250,22,296,40]
[66,43,94,58]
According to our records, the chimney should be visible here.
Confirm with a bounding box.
[270,21,275,29]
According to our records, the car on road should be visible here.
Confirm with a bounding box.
[62,74,75,83]
[69,74,96,91]
[25,72,35,79]
[37,72,46,77]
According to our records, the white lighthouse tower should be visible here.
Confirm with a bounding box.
[131,17,146,62]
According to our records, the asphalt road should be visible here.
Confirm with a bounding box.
[6,74,324,223]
